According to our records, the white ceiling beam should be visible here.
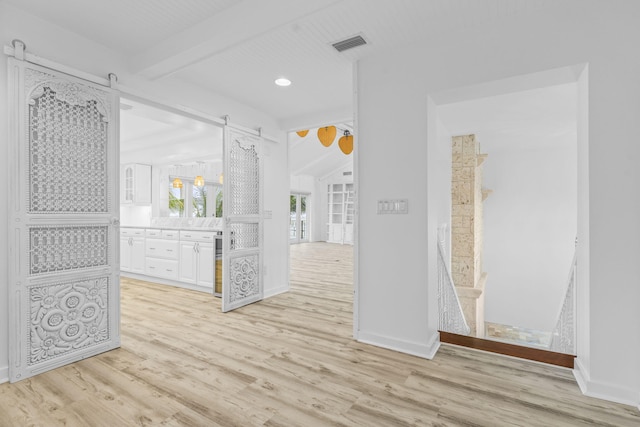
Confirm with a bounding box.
[132,0,345,80]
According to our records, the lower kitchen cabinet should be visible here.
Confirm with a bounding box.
[145,229,180,280]
[120,228,145,274]
[120,227,219,293]
[179,230,215,291]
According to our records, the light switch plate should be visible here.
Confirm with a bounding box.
[377,199,408,214]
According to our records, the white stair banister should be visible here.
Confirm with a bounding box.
[549,250,577,354]
[437,224,471,336]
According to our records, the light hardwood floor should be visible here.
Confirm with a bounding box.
[1,242,639,426]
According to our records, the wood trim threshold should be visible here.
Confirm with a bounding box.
[439,331,575,369]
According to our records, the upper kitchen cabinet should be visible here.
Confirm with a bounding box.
[121,164,152,205]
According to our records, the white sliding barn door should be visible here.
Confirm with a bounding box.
[222,126,264,312]
[7,58,120,381]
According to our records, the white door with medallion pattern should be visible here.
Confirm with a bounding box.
[7,56,121,382]
[222,126,264,312]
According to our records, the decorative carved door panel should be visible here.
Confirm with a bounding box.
[222,126,264,312]
[8,59,120,381]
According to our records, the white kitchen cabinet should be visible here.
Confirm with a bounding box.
[145,228,179,280]
[120,228,145,274]
[120,163,151,204]
[179,241,198,285]
[196,243,215,288]
[179,230,215,290]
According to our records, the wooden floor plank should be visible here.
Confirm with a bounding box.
[0,242,638,426]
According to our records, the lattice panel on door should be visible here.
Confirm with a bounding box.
[229,139,259,216]
[229,223,259,251]
[28,276,110,365]
[29,87,109,214]
[228,254,259,303]
[30,226,109,275]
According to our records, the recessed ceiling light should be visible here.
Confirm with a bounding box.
[275,77,292,87]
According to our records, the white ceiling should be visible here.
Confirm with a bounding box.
[438,83,577,153]
[4,0,562,125]
[4,0,569,174]
[119,99,222,166]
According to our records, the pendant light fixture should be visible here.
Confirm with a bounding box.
[338,130,354,155]
[194,161,205,187]
[296,130,309,138]
[317,125,337,147]
[171,165,183,189]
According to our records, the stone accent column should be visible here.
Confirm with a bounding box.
[451,134,489,337]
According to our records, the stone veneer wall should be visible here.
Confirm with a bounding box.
[451,134,488,337]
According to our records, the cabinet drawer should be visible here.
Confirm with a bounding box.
[145,239,179,260]
[145,228,162,238]
[145,258,179,280]
[161,229,180,240]
[180,230,216,243]
[121,228,145,237]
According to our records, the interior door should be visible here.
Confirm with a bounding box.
[7,58,120,381]
[222,126,264,312]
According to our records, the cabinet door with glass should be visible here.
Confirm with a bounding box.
[327,183,354,245]
[290,193,309,244]
[121,164,151,204]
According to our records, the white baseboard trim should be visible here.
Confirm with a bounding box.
[356,330,440,360]
[264,285,289,299]
[574,358,640,408]
[0,365,8,384]
[121,272,213,294]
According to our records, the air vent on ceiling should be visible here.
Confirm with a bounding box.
[343,171,352,176]
[332,35,367,52]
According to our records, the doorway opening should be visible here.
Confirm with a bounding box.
[432,66,586,367]
[287,124,355,312]
[119,96,225,296]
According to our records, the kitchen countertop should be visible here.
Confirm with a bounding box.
[120,225,223,232]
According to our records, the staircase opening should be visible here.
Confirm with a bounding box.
[434,78,579,367]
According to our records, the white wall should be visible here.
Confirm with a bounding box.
[120,205,153,227]
[483,144,577,331]
[426,99,453,341]
[0,3,9,384]
[262,138,290,298]
[356,0,640,406]
[0,2,289,382]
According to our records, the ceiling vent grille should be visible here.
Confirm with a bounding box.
[332,35,367,52]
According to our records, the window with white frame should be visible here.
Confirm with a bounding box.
[169,177,222,218]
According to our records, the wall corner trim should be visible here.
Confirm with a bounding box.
[357,330,440,360]
[0,365,8,384]
[574,358,640,408]
[263,285,289,299]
